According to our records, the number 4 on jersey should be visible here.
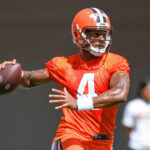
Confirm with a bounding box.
[77,73,97,99]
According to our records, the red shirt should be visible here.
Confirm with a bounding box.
[45,52,130,143]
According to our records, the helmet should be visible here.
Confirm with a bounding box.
[72,7,112,56]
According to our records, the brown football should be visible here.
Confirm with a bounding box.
[0,63,22,95]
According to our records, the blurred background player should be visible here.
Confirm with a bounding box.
[0,7,130,150]
[122,77,150,150]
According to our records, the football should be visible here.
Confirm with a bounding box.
[0,63,22,95]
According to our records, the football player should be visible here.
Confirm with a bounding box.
[0,7,130,150]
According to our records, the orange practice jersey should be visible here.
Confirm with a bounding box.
[45,52,130,144]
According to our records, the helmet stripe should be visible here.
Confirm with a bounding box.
[97,16,100,23]
[93,7,101,14]
[103,16,106,23]
[89,7,106,24]
[90,7,98,13]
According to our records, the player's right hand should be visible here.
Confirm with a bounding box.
[49,88,77,110]
[0,59,17,69]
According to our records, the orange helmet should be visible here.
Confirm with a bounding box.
[72,7,112,56]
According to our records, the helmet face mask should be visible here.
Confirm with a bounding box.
[83,28,112,56]
[72,7,112,56]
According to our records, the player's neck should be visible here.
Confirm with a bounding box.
[80,49,99,61]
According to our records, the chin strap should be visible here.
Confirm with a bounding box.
[83,40,111,56]
[82,32,112,56]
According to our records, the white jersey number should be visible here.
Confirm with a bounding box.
[77,73,97,99]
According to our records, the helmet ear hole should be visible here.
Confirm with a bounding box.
[74,32,77,37]
[79,39,84,45]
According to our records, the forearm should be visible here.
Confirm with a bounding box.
[93,73,130,108]
[19,69,51,88]
[93,88,127,108]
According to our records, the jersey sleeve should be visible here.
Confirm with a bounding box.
[109,54,130,77]
[45,58,58,83]
[122,102,135,128]
[45,57,66,84]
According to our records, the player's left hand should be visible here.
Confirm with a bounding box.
[49,88,77,110]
